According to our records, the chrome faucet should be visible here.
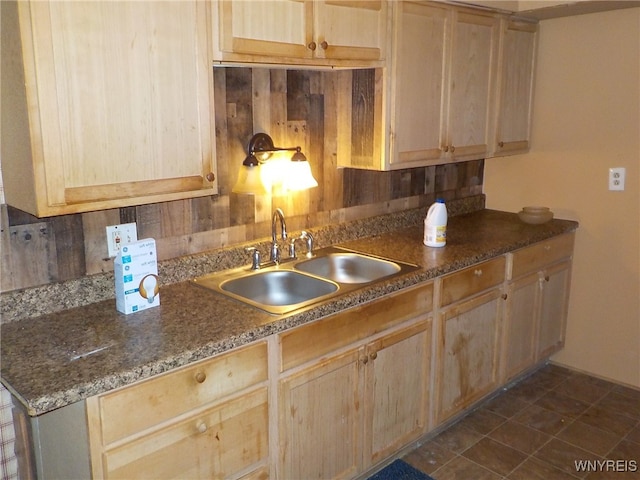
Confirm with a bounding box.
[289,230,314,259]
[270,208,287,263]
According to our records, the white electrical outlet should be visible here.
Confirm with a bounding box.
[106,222,138,257]
[609,167,626,191]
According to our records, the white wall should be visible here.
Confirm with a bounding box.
[484,8,640,387]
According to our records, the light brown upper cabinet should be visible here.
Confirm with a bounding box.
[2,1,217,217]
[342,1,537,171]
[492,19,538,156]
[212,0,388,67]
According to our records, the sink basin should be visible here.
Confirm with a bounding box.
[192,246,418,315]
[295,252,401,284]
[196,270,338,315]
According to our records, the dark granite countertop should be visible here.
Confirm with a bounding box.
[1,208,578,416]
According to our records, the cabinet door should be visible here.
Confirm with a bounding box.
[216,0,312,59]
[437,289,503,423]
[445,10,499,160]
[494,20,537,155]
[391,2,449,166]
[13,1,216,216]
[363,321,431,467]
[214,0,386,65]
[102,388,268,480]
[502,272,539,382]
[537,261,572,360]
[278,348,363,480]
[313,0,387,62]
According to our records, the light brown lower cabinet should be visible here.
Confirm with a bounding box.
[87,341,269,479]
[502,233,575,381]
[278,283,433,479]
[79,235,574,479]
[435,257,506,424]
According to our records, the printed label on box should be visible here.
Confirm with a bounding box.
[114,238,160,314]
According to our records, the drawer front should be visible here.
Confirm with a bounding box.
[280,282,433,372]
[511,233,575,279]
[103,387,268,479]
[440,256,506,307]
[98,341,268,445]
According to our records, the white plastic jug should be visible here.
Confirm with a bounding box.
[424,199,447,247]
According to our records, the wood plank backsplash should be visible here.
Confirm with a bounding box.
[0,68,483,293]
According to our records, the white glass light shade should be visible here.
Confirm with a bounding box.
[285,158,318,191]
[232,163,269,195]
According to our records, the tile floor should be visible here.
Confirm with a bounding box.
[403,364,640,479]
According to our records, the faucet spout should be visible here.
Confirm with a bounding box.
[270,208,287,262]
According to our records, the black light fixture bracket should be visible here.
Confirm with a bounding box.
[247,133,303,163]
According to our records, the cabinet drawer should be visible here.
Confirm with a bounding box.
[96,341,268,445]
[280,282,433,372]
[510,233,575,279]
[440,257,506,307]
[103,387,268,479]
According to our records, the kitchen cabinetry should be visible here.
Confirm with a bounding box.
[86,342,269,479]
[345,1,500,170]
[277,283,433,478]
[502,234,574,380]
[435,256,505,423]
[492,19,538,156]
[2,1,217,217]
[212,0,387,67]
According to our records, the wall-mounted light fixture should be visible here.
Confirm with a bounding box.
[232,133,318,195]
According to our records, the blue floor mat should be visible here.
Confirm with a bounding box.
[367,459,435,480]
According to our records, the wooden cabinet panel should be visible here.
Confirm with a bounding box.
[538,261,572,359]
[364,321,431,466]
[214,0,387,67]
[103,388,268,480]
[502,271,539,381]
[440,256,506,306]
[280,282,433,371]
[510,233,575,279]
[437,289,503,423]
[278,281,433,479]
[278,348,362,480]
[446,10,498,160]
[3,1,217,216]
[493,19,537,155]
[386,3,499,170]
[93,342,267,445]
[391,2,449,166]
[503,236,574,381]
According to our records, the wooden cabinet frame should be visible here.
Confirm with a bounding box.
[2,1,217,217]
[212,0,388,67]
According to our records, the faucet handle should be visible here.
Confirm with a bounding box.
[300,231,314,258]
[245,247,261,270]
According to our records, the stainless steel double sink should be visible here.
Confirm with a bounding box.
[192,246,419,315]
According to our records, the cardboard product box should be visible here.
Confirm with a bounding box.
[114,238,160,314]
